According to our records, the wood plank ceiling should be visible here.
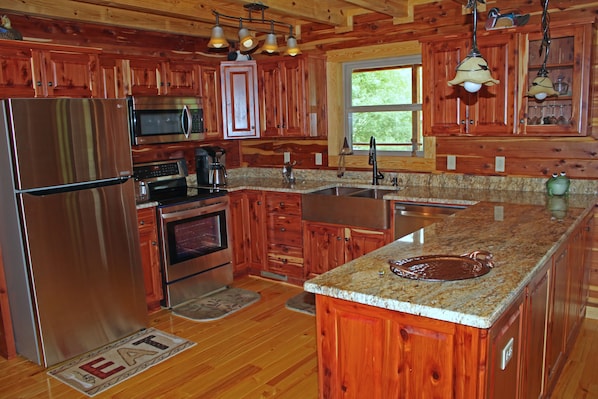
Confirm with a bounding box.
[1,0,438,42]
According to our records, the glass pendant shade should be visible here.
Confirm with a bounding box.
[262,33,278,53]
[238,28,254,48]
[448,54,500,93]
[208,25,228,48]
[527,75,557,100]
[285,36,301,56]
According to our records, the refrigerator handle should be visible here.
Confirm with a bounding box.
[181,105,192,138]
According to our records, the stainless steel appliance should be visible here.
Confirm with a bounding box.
[0,98,148,367]
[133,159,232,307]
[195,146,227,187]
[128,96,204,145]
[394,202,466,240]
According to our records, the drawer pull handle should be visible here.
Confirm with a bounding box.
[280,227,286,232]
[140,221,145,225]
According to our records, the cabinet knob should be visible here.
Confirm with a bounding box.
[520,119,526,124]
[469,120,474,125]
[257,200,262,205]
[282,258,288,264]
[345,237,350,242]
[461,120,466,125]
[36,81,42,87]
[48,81,53,87]
[279,202,285,207]
[336,236,342,241]
[277,124,281,128]
[280,227,286,232]
[140,220,145,225]
[152,241,157,246]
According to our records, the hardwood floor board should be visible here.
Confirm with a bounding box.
[1,276,596,399]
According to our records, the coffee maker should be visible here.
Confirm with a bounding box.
[195,146,227,187]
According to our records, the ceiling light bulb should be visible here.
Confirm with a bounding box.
[263,33,278,53]
[285,36,301,56]
[208,25,228,49]
[238,28,253,48]
[463,81,482,93]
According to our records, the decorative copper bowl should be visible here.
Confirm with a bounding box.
[389,250,494,281]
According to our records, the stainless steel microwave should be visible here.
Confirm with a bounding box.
[128,96,204,145]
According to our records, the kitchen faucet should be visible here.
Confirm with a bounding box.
[368,136,384,185]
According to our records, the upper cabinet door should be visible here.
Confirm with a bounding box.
[422,33,516,136]
[519,24,592,136]
[0,44,35,97]
[126,57,164,96]
[35,49,99,98]
[220,61,260,139]
[199,64,223,139]
[164,60,200,96]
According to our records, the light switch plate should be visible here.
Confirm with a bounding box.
[284,152,291,163]
[501,337,514,370]
[315,153,323,165]
[447,155,456,170]
[495,156,506,172]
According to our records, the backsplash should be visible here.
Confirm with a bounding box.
[227,167,598,195]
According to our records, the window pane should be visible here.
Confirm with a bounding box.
[350,111,417,146]
[352,67,413,106]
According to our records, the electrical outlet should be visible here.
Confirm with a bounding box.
[501,337,514,370]
[283,152,290,163]
[494,206,504,221]
[495,156,506,172]
[447,155,456,170]
[315,153,323,165]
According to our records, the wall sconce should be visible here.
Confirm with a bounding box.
[527,0,558,100]
[208,3,301,56]
[448,0,499,93]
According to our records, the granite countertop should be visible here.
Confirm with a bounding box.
[304,194,597,329]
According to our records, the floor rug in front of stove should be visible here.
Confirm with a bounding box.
[172,287,261,321]
[47,328,195,397]
[285,291,315,316]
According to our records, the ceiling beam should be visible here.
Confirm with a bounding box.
[342,0,409,18]
[223,0,347,26]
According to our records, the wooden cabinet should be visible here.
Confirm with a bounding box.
[257,54,327,137]
[220,61,260,139]
[521,258,550,399]
[422,20,592,137]
[520,24,592,136]
[264,192,304,282]
[246,190,266,272]
[136,207,163,312]
[315,294,487,398]
[258,57,305,137]
[304,221,390,278]
[199,64,223,139]
[125,57,165,96]
[164,60,200,96]
[229,191,250,276]
[422,32,516,136]
[0,40,99,98]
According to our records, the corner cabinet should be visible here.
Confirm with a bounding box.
[220,61,260,139]
[422,19,593,137]
[136,207,163,312]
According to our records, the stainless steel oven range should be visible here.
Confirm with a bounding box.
[133,159,232,307]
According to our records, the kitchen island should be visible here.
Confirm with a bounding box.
[303,192,596,399]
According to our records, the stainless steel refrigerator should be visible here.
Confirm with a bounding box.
[0,98,147,367]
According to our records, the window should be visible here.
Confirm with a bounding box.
[343,56,423,155]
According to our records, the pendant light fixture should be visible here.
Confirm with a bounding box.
[448,0,499,93]
[527,0,557,100]
[207,14,228,49]
[208,3,301,56]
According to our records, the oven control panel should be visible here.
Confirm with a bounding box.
[133,159,188,182]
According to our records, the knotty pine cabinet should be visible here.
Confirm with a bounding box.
[0,39,99,98]
[220,61,260,139]
[303,221,391,279]
[264,192,304,283]
[422,19,593,137]
[136,207,163,312]
[229,191,250,276]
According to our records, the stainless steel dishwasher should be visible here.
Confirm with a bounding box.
[393,202,466,240]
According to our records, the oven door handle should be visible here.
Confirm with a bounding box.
[181,105,192,138]
[160,201,227,222]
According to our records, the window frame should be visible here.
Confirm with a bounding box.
[342,55,423,156]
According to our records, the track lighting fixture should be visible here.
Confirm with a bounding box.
[208,3,301,56]
[527,0,557,100]
[448,0,499,93]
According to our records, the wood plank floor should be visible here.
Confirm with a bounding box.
[0,276,596,398]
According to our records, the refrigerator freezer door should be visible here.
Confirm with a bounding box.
[20,178,147,366]
[6,98,132,190]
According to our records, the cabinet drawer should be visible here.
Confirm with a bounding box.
[267,214,302,246]
[137,207,157,227]
[265,193,302,215]
[266,243,304,278]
